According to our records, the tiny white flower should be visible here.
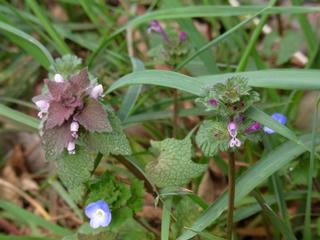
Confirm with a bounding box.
[90,84,104,99]
[67,141,75,154]
[54,73,64,82]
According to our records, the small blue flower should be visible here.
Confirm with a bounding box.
[85,200,112,229]
[263,113,287,134]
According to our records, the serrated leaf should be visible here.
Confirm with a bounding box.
[82,108,132,156]
[49,54,82,79]
[195,120,229,157]
[145,138,207,188]
[86,171,131,209]
[108,207,133,231]
[56,149,94,203]
[127,179,145,213]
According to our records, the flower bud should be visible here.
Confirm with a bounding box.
[35,100,49,119]
[67,141,75,154]
[54,73,64,82]
[245,122,260,133]
[209,99,217,106]
[179,32,187,43]
[90,84,104,99]
[70,121,79,132]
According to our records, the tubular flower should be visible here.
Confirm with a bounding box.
[32,68,112,155]
[147,20,169,42]
[245,122,261,133]
[263,113,287,134]
[179,32,187,43]
[85,200,112,229]
[228,122,241,148]
[90,84,104,99]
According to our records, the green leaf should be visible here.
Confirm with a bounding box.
[164,0,219,74]
[145,138,207,188]
[108,207,133,230]
[195,120,229,157]
[0,21,54,69]
[177,134,320,240]
[252,191,297,240]
[26,0,71,55]
[107,69,315,153]
[86,171,131,209]
[56,149,94,202]
[171,197,201,239]
[0,235,59,240]
[0,103,39,130]
[276,30,302,65]
[48,54,82,79]
[117,57,144,122]
[127,179,145,213]
[88,5,320,66]
[81,108,132,156]
[107,69,320,97]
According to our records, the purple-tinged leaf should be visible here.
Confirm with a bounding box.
[75,98,112,132]
[45,101,74,129]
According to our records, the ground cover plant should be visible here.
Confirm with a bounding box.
[0,0,320,240]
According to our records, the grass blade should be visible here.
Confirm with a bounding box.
[117,57,144,122]
[88,5,320,66]
[0,201,72,236]
[175,6,269,71]
[251,191,297,240]
[161,197,172,240]
[303,95,320,240]
[0,21,54,69]
[164,0,219,73]
[0,235,59,240]
[236,0,276,72]
[177,134,320,240]
[25,0,71,55]
[0,104,40,130]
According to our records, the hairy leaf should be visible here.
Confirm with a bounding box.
[127,179,145,213]
[86,171,131,209]
[81,107,131,156]
[146,138,207,187]
[56,149,94,202]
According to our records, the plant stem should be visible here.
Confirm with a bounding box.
[172,89,179,138]
[226,151,235,240]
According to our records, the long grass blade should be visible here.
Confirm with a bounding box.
[177,134,320,240]
[251,191,297,240]
[303,95,320,240]
[0,21,54,69]
[0,201,72,236]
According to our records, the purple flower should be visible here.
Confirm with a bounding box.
[228,122,241,148]
[85,200,112,229]
[237,114,244,122]
[263,113,287,134]
[179,32,187,43]
[245,122,261,133]
[209,99,217,106]
[147,20,169,42]
[32,68,112,155]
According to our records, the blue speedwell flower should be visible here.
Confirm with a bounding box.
[85,200,112,229]
[263,113,287,134]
